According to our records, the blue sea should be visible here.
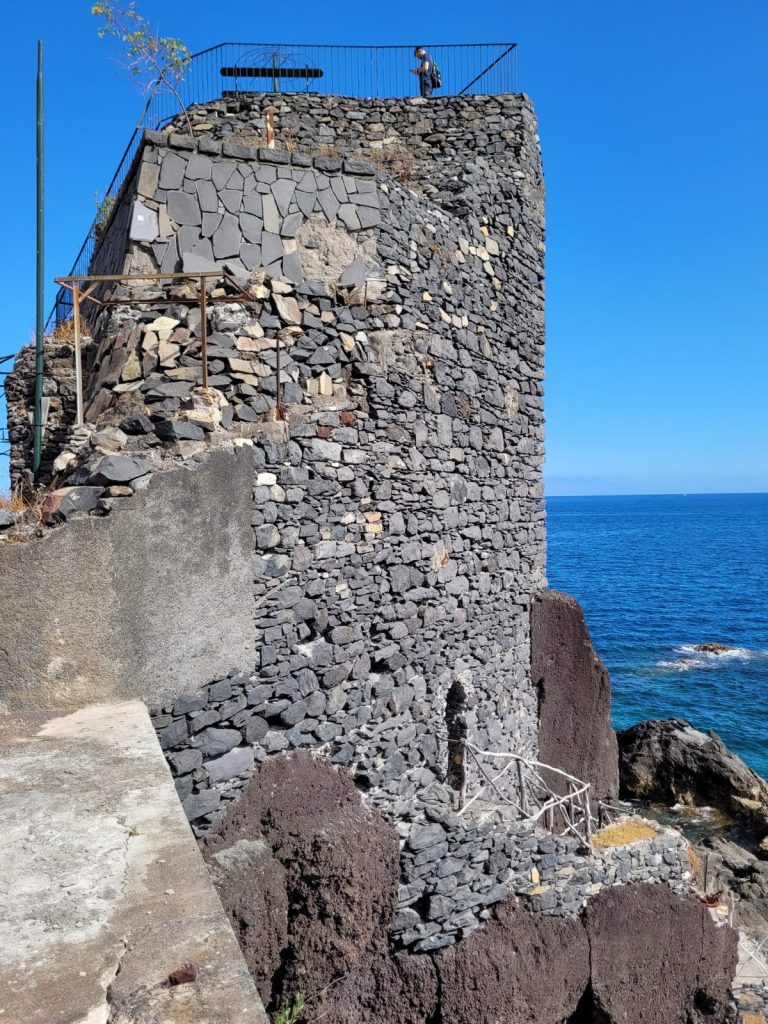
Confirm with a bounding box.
[546,493,768,779]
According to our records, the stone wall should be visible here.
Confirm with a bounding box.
[6,92,546,765]
[4,339,78,487]
[108,96,548,815]
[152,666,693,951]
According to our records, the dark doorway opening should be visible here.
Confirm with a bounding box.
[446,680,467,793]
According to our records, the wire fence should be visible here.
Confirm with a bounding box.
[48,42,517,328]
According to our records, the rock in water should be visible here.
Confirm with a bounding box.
[618,718,768,838]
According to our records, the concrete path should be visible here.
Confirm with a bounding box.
[0,700,268,1024]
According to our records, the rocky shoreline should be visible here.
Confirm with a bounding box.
[618,717,768,1020]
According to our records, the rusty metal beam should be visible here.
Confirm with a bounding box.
[54,272,225,284]
[49,268,286,427]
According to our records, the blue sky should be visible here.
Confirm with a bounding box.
[2,0,766,494]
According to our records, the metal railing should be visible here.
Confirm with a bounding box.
[53,270,286,428]
[47,42,517,329]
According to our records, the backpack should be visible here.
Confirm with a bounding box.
[431,60,442,89]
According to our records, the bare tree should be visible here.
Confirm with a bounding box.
[91,2,192,134]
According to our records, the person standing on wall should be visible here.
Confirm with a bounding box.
[411,46,434,97]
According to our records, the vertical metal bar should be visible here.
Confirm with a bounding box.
[458,740,468,810]
[516,758,528,815]
[72,283,84,427]
[33,40,45,478]
[199,276,209,389]
[275,324,282,419]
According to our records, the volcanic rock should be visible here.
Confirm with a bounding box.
[87,454,152,486]
[204,752,400,1011]
[618,718,768,837]
[583,883,738,1024]
[206,839,288,1002]
[531,590,619,804]
[437,896,589,1024]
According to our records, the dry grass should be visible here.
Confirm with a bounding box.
[592,820,659,850]
[368,145,415,184]
[0,489,25,513]
[0,484,48,540]
[47,318,78,343]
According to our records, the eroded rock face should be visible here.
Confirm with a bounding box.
[583,883,738,1024]
[531,590,619,803]
[203,752,400,1012]
[204,753,738,1024]
[313,953,439,1024]
[437,897,590,1024]
[206,839,288,1001]
[618,718,768,837]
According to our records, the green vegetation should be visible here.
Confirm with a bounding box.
[93,190,117,239]
[274,992,306,1024]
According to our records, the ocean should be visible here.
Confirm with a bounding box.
[546,493,768,779]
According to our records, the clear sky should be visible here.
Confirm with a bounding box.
[1,1,766,494]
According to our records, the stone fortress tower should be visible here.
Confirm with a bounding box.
[1,53,739,1022]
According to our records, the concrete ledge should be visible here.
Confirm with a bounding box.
[0,700,267,1023]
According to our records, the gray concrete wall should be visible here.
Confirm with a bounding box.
[0,446,254,709]
[0,700,267,1023]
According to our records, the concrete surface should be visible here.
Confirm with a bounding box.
[0,446,255,710]
[0,700,268,1024]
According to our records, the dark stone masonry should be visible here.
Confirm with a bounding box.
[2,91,737,1017]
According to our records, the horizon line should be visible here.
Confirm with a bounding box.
[546,489,768,499]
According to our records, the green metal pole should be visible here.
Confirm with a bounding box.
[33,40,44,479]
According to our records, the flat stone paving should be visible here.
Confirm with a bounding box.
[0,700,267,1024]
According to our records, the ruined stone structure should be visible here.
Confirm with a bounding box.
[1,91,740,1020]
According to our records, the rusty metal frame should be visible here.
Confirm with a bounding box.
[53,270,283,427]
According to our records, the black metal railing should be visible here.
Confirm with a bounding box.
[48,42,517,327]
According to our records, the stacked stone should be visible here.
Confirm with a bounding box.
[81,145,384,425]
[152,664,691,952]
[4,341,77,488]
[108,92,547,947]
[24,89,546,775]
[91,141,382,284]
[394,807,692,950]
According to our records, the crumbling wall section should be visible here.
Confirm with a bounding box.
[4,340,78,488]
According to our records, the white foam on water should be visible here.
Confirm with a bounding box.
[655,644,768,672]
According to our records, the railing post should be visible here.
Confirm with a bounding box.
[516,758,527,816]
[72,282,84,427]
[275,324,282,420]
[458,740,468,811]
[199,276,208,389]
[33,39,45,479]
